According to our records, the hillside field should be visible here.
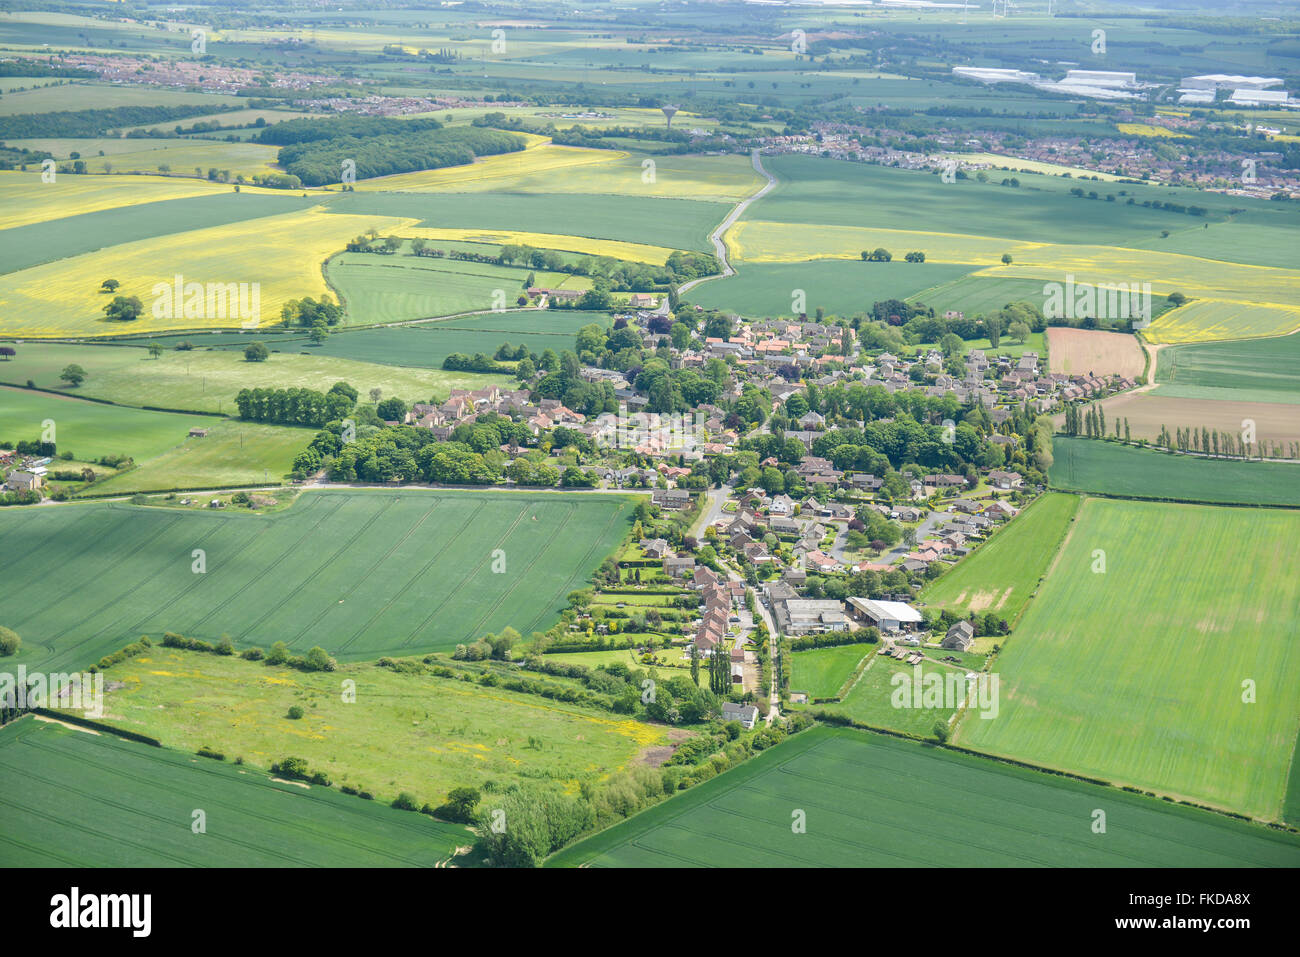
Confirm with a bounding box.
[0,719,468,867]
[0,489,636,673]
[547,726,1300,867]
[1155,331,1300,405]
[957,498,1300,822]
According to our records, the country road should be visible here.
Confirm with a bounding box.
[678,150,776,295]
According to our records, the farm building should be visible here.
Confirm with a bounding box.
[3,470,41,492]
[847,598,924,633]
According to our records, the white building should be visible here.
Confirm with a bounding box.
[846,598,924,633]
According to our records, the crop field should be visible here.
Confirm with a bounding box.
[55,141,281,179]
[401,227,677,265]
[0,191,317,277]
[1144,301,1300,345]
[0,342,504,413]
[1045,328,1146,379]
[328,190,725,253]
[370,146,763,202]
[957,498,1300,822]
[0,170,260,232]
[0,489,636,673]
[547,726,1300,867]
[788,643,873,700]
[0,206,417,338]
[0,386,210,463]
[326,251,588,327]
[905,274,1051,317]
[686,261,972,318]
[0,719,468,866]
[90,420,309,495]
[93,648,671,810]
[1155,331,1300,405]
[749,154,1280,248]
[920,492,1081,631]
[1094,390,1300,450]
[819,656,962,736]
[1049,438,1300,506]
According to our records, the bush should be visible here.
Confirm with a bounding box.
[286,705,304,720]
[392,792,420,812]
[197,745,225,761]
[0,627,20,657]
[241,646,264,661]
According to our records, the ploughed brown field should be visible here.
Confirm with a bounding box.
[1088,391,1300,449]
[1046,327,1146,379]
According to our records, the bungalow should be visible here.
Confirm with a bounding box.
[925,474,967,489]
[641,538,670,559]
[942,620,975,652]
[803,550,842,574]
[985,500,1019,521]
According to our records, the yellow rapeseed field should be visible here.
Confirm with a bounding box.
[1116,122,1192,139]
[402,225,677,265]
[0,170,284,231]
[0,206,417,337]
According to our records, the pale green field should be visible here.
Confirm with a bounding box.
[958,498,1300,822]
[91,419,310,494]
[0,342,508,413]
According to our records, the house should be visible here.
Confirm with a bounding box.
[846,597,924,632]
[3,470,41,492]
[641,538,670,559]
[663,556,697,578]
[628,293,659,310]
[721,702,760,730]
[942,620,975,652]
[987,470,1023,490]
[652,488,691,511]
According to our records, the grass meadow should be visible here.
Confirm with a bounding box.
[0,343,503,413]
[0,719,469,866]
[547,726,1300,867]
[788,643,874,700]
[957,498,1300,822]
[93,649,670,811]
[0,489,635,672]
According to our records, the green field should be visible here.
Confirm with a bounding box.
[751,154,1297,252]
[547,726,1300,867]
[1050,438,1300,507]
[93,648,669,810]
[687,261,972,318]
[0,342,506,413]
[788,643,873,700]
[0,385,211,462]
[0,488,636,672]
[1156,331,1300,405]
[819,656,961,736]
[0,719,469,866]
[958,498,1300,822]
[91,419,309,495]
[327,190,726,253]
[325,250,589,327]
[0,191,315,277]
[920,492,1081,628]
